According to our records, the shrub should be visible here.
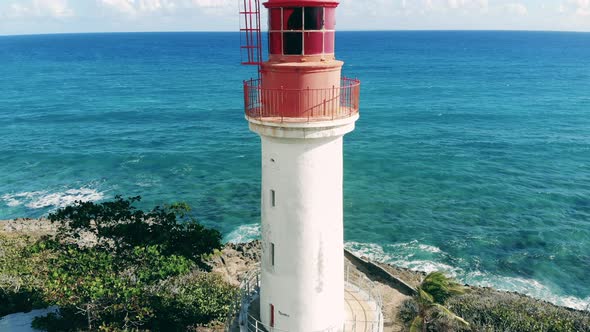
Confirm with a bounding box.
[33,246,238,331]
[27,196,234,331]
[399,298,419,324]
[0,233,47,316]
[406,272,469,332]
[37,244,193,330]
[149,272,239,330]
[446,288,590,332]
[421,271,466,304]
[48,196,222,266]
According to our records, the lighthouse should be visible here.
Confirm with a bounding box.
[239,1,364,331]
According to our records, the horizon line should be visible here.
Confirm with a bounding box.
[2,28,590,38]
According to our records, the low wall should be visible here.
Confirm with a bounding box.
[344,249,417,297]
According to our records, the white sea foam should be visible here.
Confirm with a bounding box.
[393,259,461,276]
[27,188,104,209]
[5,198,21,207]
[345,241,455,276]
[2,195,23,207]
[389,240,444,254]
[346,240,590,311]
[465,271,590,311]
[417,243,442,253]
[224,223,261,244]
[121,158,142,166]
[136,179,161,188]
[170,164,193,176]
[345,241,393,261]
[2,188,105,210]
[2,191,45,208]
[134,174,162,188]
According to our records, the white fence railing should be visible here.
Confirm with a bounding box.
[228,261,383,332]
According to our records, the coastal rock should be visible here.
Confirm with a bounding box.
[0,218,98,248]
[0,218,56,235]
[207,241,261,286]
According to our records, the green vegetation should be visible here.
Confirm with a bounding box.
[400,271,590,332]
[447,288,590,332]
[149,271,238,330]
[0,233,47,316]
[0,196,238,331]
[48,197,221,267]
[401,271,469,332]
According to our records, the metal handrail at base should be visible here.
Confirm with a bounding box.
[227,261,383,332]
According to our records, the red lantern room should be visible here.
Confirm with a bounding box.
[241,0,360,122]
[265,0,338,59]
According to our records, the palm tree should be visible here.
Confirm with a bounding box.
[410,271,470,332]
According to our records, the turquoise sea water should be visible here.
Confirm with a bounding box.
[0,31,589,310]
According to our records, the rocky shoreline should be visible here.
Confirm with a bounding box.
[2,218,589,332]
[1,218,56,235]
[207,241,590,332]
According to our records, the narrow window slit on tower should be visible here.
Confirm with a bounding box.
[271,242,275,266]
[271,189,276,207]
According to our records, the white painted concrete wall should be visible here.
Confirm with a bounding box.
[250,117,357,332]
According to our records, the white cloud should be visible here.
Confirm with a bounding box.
[96,0,234,17]
[99,0,180,15]
[413,0,489,11]
[191,0,232,8]
[447,0,489,10]
[6,3,32,17]
[100,0,137,15]
[338,0,489,17]
[0,0,589,35]
[3,0,74,18]
[504,2,528,15]
[35,0,74,17]
[564,0,590,16]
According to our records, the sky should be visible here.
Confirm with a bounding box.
[0,0,589,35]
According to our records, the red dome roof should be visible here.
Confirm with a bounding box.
[263,0,339,8]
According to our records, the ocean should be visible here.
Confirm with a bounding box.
[0,31,588,310]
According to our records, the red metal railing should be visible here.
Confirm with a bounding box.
[243,77,361,122]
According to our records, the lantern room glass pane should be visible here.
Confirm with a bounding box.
[283,32,302,55]
[269,8,282,30]
[325,8,336,29]
[304,7,323,30]
[269,32,282,54]
[324,31,335,53]
[304,32,323,55]
[283,7,302,30]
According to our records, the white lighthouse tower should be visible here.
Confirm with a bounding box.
[239,1,364,331]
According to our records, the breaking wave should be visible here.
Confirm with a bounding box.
[345,240,461,275]
[345,241,590,311]
[464,271,590,311]
[223,223,261,244]
[1,188,105,210]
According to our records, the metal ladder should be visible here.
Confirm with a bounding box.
[239,0,263,68]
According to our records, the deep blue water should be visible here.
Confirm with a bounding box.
[0,31,589,310]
